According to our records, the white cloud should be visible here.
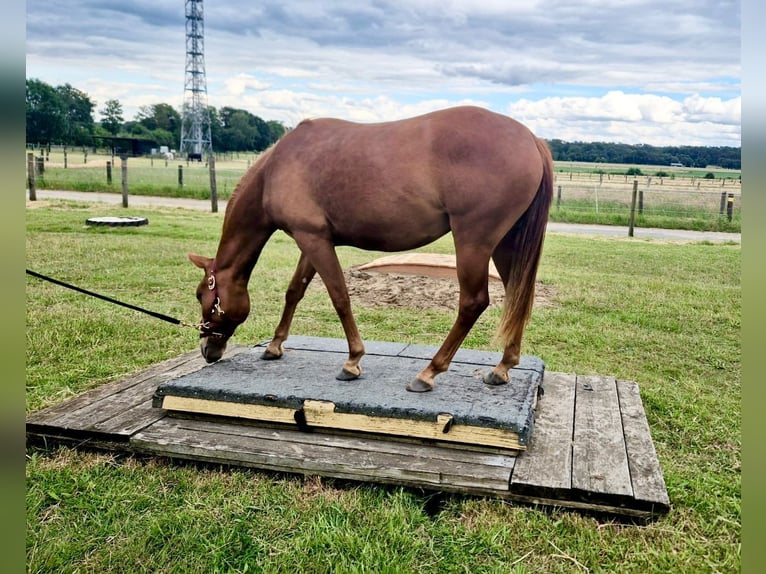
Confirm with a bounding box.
[223,74,271,96]
[25,0,741,146]
[507,91,740,146]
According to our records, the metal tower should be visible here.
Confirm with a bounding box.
[180,0,212,159]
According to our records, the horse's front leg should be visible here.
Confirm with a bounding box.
[292,233,365,380]
[262,252,316,360]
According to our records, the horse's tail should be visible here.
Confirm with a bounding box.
[496,136,554,347]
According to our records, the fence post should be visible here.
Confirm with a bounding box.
[36,155,45,176]
[628,180,638,237]
[27,152,36,201]
[178,165,184,188]
[719,192,727,216]
[727,193,734,222]
[64,149,68,168]
[106,161,112,186]
[121,155,129,208]
[209,155,218,213]
[638,190,644,215]
[556,185,562,210]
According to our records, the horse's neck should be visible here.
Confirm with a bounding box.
[215,194,275,284]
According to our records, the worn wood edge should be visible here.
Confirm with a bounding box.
[26,349,201,423]
[498,490,666,521]
[616,380,671,509]
[161,395,297,425]
[131,418,514,494]
[159,395,524,451]
[159,415,519,464]
[25,346,246,439]
[302,399,524,450]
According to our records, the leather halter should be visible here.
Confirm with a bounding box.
[198,263,226,339]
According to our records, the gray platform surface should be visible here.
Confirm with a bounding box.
[153,336,544,444]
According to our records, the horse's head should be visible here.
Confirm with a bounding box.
[189,253,250,363]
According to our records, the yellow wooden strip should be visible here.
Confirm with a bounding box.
[160,395,297,425]
[302,400,524,450]
[160,396,524,451]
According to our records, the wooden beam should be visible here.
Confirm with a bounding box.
[571,375,633,498]
[510,371,575,494]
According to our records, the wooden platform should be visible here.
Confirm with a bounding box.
[153,337,544,452]
[26,338,670,520]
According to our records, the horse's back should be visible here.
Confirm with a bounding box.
[260,106,545,251]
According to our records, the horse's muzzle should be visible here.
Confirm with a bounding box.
[200,336,228,363]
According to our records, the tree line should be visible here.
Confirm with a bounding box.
[26,78,286,154]
[547,139,740,170]
[27,77,741,168]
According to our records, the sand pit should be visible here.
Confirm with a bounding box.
[313,254,556,312]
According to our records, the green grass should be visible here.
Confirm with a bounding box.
[26,201,740,573]
[549,201,742,232]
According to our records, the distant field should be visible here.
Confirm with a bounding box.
[25,148,742,232]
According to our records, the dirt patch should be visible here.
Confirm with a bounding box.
[314,268,556,312]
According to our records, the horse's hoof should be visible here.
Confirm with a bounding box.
[336,367,360,381]
[406,378,433,393]
[483,371,509,386]
[260,349,282,361]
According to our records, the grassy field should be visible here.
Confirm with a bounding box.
[26,200,740,572]
[26,149,742,232]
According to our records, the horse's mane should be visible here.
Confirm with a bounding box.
[225,144,277,214]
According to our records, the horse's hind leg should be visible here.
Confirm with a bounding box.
[408,247,491,392]
[483,239,521,385]
[262,251,316,360]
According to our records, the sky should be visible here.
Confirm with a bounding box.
[26,0,741,147]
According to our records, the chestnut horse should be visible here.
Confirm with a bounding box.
[190,106,553,392]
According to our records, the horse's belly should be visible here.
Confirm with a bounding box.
[328,208,451,252]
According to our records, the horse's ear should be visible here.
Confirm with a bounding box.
[188,253,213,270]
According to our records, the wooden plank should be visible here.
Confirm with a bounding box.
[161,395,298,425]
[302,398,524,450]
[35,347,247,435]
[26,350,202,426]
[497,492,660,521]
[616,380,671,509]
[131,417,515,494]
[510,371,575,494]
[571,375,633,498]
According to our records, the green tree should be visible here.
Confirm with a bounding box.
[217,107,277,152]
[100,99,124,135]
[136,103,181,144]
[26,78,66,144]
[56,83,95,146]
[266,120,286,143]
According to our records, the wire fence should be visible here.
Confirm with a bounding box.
[551,172,741,228]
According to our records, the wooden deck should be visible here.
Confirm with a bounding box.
[26,339,670,520]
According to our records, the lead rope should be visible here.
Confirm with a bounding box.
[26,269,204,333]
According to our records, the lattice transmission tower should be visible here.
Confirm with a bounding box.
[180,0,212,159]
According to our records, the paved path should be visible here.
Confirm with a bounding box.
[27,189,741,244]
